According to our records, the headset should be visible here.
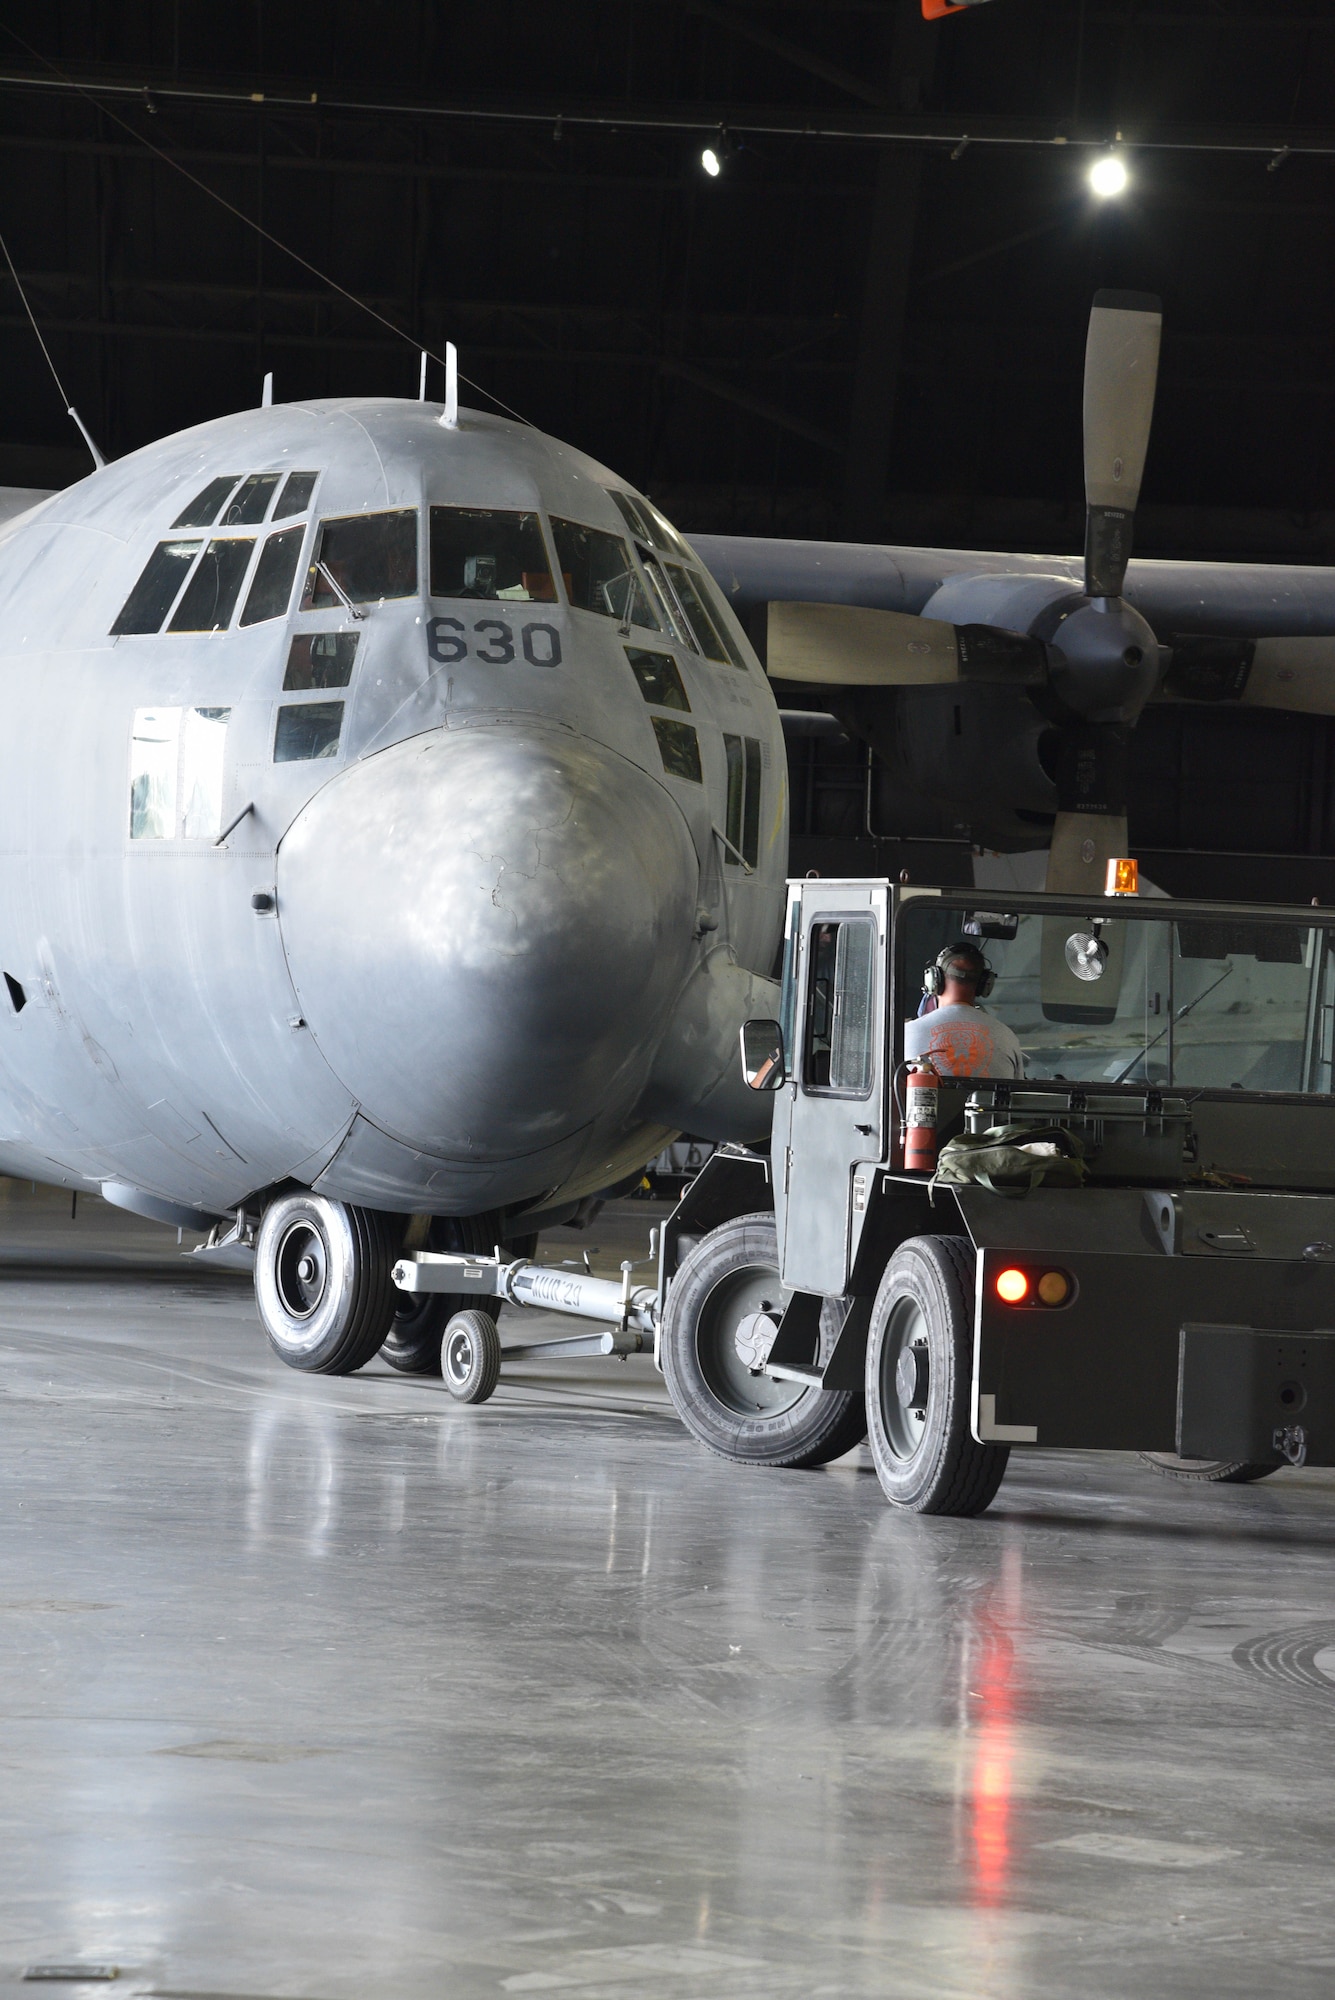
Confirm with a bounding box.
[923,942,996,1000]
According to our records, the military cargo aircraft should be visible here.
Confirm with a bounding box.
[0,386,786,1372]
[3,291,1335,1382]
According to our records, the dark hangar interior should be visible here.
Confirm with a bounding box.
[9,11,1335,1998]
[6,0,1335,899]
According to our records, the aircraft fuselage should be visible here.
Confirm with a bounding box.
[0,399,785,1227]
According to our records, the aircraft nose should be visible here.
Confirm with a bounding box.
[275,724,699,1178]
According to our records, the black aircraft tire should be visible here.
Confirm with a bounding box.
[865,1235,1009,1517]
[381,1292,454,1375]
[1139,1452,1280,1485]
[380,1215,512,1375]
[255,1194,398,1375]
[661,1212,867,1469]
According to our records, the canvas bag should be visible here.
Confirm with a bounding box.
[932,1122,1087,1198]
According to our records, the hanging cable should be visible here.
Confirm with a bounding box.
[0,23,533,429]
[0,221,105,467]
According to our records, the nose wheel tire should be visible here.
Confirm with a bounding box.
[381,1217,528,1374]
[255,1194,397,1375]
[1139,1452,1280,1484]
[661,1212,867,1468]
[866,1235,1008,1516]
[442,1310,502,1404]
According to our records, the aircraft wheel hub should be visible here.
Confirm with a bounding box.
[276,1221,329,1321]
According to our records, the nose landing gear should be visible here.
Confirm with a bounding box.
[254,1193,397,1374]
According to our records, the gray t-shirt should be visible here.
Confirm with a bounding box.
[904,1002,1025,1080]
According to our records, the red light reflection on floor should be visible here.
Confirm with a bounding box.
[968,1551,1020,1908]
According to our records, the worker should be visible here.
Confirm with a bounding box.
[905,940,1025,1079]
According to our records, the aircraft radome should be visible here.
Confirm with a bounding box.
[0,390,786,1374]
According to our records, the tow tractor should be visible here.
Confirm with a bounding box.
[393,871,1335,1517]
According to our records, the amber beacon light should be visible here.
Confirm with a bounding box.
[1105,857,1139,896]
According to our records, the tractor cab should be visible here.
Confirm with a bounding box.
[660,879,1335,1515]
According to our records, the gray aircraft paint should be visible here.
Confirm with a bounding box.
[0,398,786,1222]
[693,532,1335,638]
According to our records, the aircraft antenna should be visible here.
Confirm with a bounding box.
[0,221,105,469]
[418,351,428,401]
[261,371,274,407]
[441,342,459,429]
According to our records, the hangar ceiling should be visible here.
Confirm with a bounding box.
[4,0,1335,886]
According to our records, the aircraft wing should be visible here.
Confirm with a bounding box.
[693,535,1335,644]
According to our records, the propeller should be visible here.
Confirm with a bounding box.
[1160,635,1335,717]
[766,601,1045,689]
[764,287,1335,1010]
[1082,291,1162,602]
[766,289,1165,921]
[1042,290,1162,901]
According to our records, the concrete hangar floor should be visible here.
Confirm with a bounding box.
[0,1184,1333,2000]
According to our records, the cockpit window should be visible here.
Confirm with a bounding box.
[652,717,703,784]
[608,489,690,559]
[625,646,690,711]
[608,490,656,543]
[283,632,359,690]
[695,570,749,670]
[111,539,202,635]
[549,517,657,629]
[171,478,240,530]
[665,562,730,666]
[222,473,281,525]
[240,526,305,627]
[273,470,318,519]
[130,705,231,841]
[301,510,418,609]
[642,498,691,559]
[638,554,689,646]
[429,507,555,602]
[274,701,344,763]
[168,538,256,633]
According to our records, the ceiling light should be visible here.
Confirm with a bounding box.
[700,128,732,179]
[1089,153,1129,199]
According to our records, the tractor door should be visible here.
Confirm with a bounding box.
[776,882,887,1295]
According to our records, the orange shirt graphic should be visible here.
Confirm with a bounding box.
[905,1004,1025,1079]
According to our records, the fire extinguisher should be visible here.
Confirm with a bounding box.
[903,1059,940,1173]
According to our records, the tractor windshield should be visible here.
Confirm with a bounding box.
[900,900,1334,1095]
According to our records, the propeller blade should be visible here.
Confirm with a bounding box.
[1084,290,1162,600]
[765,600,1045,688]
[1042,811,1131,1025]
[1161,635,1335,716]
[1044,810,1130,895]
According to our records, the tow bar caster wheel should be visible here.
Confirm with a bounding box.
[661,1212,867,1468]
[442,1309,502,1405]
[865,1234,1009,1517]
[254,1193,398,1375]
[380,1216,509,1375]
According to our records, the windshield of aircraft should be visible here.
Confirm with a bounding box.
[302,510,417,609]
[549,517,657,629]
[429,507,556,602]
[606,489,691,559]
[900,901,1335,1095]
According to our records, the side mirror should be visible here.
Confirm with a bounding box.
[740,1018,786,1092]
